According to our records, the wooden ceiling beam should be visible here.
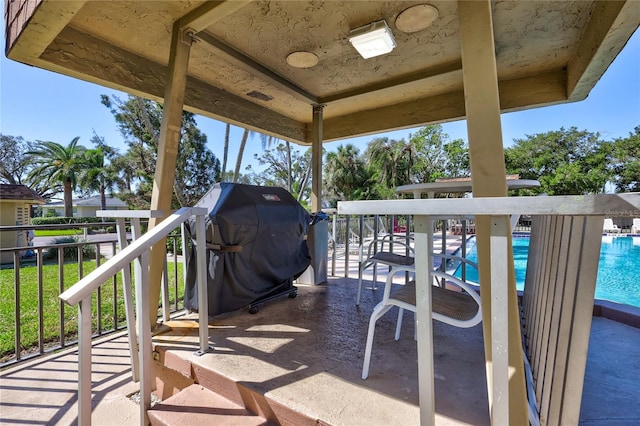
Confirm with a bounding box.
[321,69,567,142]
[40,26,307,144]
[567,0,640,101]
[196,31,318,104]
[178,0,252,33]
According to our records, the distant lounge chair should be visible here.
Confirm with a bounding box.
[632,218,640,234]
[603,218,620,233]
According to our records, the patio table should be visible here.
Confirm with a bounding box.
[396,177,541,199]
[395,178,540,279]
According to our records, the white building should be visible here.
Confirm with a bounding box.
[44,196,128,218]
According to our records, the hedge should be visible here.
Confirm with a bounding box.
[31,217,107,225]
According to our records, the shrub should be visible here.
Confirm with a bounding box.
[44,236,97,261]
[31,217,104,226]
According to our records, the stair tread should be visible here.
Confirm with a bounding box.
[148,384,271,426]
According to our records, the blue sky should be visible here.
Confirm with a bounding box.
[1,27,638,175]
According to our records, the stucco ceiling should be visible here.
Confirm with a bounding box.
[5,1,640,145]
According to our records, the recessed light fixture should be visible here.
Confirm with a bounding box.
[348,20,396,59]
[286,51,319,68]
[395,4,439,34]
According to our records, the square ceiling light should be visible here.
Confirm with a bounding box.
[348,20,397,59]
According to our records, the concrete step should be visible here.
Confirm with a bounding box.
[148,384,272,426]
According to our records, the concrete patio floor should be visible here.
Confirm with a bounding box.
[1,273,639,425]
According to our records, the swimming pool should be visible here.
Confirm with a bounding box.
[452,235,640,308]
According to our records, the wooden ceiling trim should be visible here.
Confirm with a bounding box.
[567,1,639,101]
[40,26,307,144]
[178,0,252,33]
[6,0,86,62]
[319,60,464,104]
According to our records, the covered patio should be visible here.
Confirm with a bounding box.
[5,1,640,425]
[1,272,639,425]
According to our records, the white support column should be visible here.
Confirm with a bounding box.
[458,1,528,423]
[490,216,510,424]
[311,104,324,212]
[147,21,193,327]
[414,215,435,426]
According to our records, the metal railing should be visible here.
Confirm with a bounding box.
[57,207,208,425]
[0,225,185,368]
[326,213,463,277]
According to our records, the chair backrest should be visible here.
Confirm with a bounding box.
[603,218,615,229]
[520,214,603,425]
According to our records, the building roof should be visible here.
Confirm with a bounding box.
[45,195,128,208]
[6,1,639,145]
[0,184,46,204]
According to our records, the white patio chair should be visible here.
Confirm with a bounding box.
[603,218,621,233]
[361,255,482,379]
[631,218,640,234]
[356,234,414,305]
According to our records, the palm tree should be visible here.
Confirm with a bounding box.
[79,148,118,220]
[325,144,371,201]
[27,137,88,217]
[221,123,231,181]
[234,129,260,183]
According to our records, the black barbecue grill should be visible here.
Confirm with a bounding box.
[184,183,311,316]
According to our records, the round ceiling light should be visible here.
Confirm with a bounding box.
[286,51,319,68]
[395,4,439,34]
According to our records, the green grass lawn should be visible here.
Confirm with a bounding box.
[0,260,184,362]
[34,229,83,237]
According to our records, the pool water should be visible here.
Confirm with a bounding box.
[452,235,640,308]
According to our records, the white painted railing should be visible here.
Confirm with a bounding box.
[338,193,640,426]
[59,207,210,426]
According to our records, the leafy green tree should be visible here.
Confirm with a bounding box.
[611,126,640,192]
[324,144,374,204]
[175,124,221,206]
[252,143,311,205]
[0,134,60,201]
[0,134,33,185]
[101,94,221,208]
[504,127,610,195]
[407,125,448,183]
[442,139,470,178]
[26,137,88,216]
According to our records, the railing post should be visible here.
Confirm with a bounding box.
[114,216,139,381]
[162,261,171,323]
[78,296,93,426]
[194,209,211,355]
[134,216,152,426]
[331,211,337,276]
[344,215,351,278]
[414,215,435,426]
[490,215,510,425]
[181,222,189,298]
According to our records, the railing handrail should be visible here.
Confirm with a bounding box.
[60,207,205,307]
[338,192,639,217]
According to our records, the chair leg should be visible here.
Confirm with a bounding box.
[372,264,378,291]
[362,303,393,380]
[357,264,363,306]
[395,308,404,341]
